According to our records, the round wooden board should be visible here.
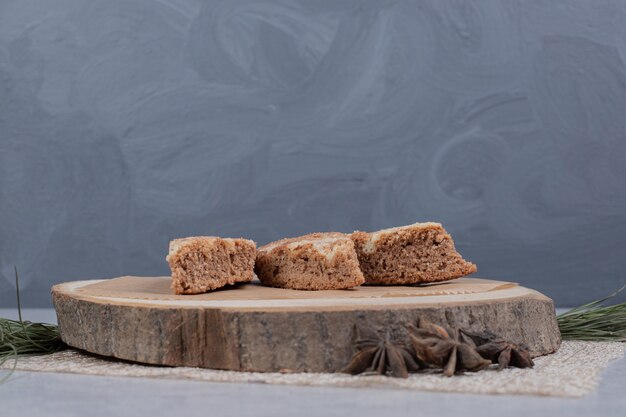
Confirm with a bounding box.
[52,277,561,373]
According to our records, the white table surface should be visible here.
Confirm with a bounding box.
[1,308,624,417]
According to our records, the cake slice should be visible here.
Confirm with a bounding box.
[350,222,476,285]
[255,232,365,290]
[166,236,256,294]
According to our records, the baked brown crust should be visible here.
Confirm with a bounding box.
[351,223,477,285]
[255,232,365,290]
[166,236,256,294]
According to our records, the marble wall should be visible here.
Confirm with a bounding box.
[1,0,625,306]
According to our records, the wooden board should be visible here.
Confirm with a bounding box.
[52,277,561,373]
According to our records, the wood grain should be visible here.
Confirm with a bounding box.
[52,277,561,372]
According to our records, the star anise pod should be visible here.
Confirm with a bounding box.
[460,330,534,370]
[408,318,491,377]
[341,321,420,378]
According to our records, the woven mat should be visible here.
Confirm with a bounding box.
[1,341,623,397]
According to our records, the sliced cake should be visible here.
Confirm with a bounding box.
[350,222,476,285]
[166,236,256,294]
[255,232,365,290]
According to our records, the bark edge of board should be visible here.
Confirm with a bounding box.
[52,280,561,372]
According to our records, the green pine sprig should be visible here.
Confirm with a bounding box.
[0,267,66,382]
[557,284,626,342]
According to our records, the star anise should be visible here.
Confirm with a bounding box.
[460,330,534,370]
[408,318,491,377]
[341,320,420,378]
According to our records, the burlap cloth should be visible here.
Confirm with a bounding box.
[1,341,623,397]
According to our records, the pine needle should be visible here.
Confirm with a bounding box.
[0,268,67,382]
[14,266,22,324]
[557,284,626,341]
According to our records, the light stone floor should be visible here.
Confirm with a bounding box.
[1,309,624,417]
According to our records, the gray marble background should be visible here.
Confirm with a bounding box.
[1,0,625,307]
